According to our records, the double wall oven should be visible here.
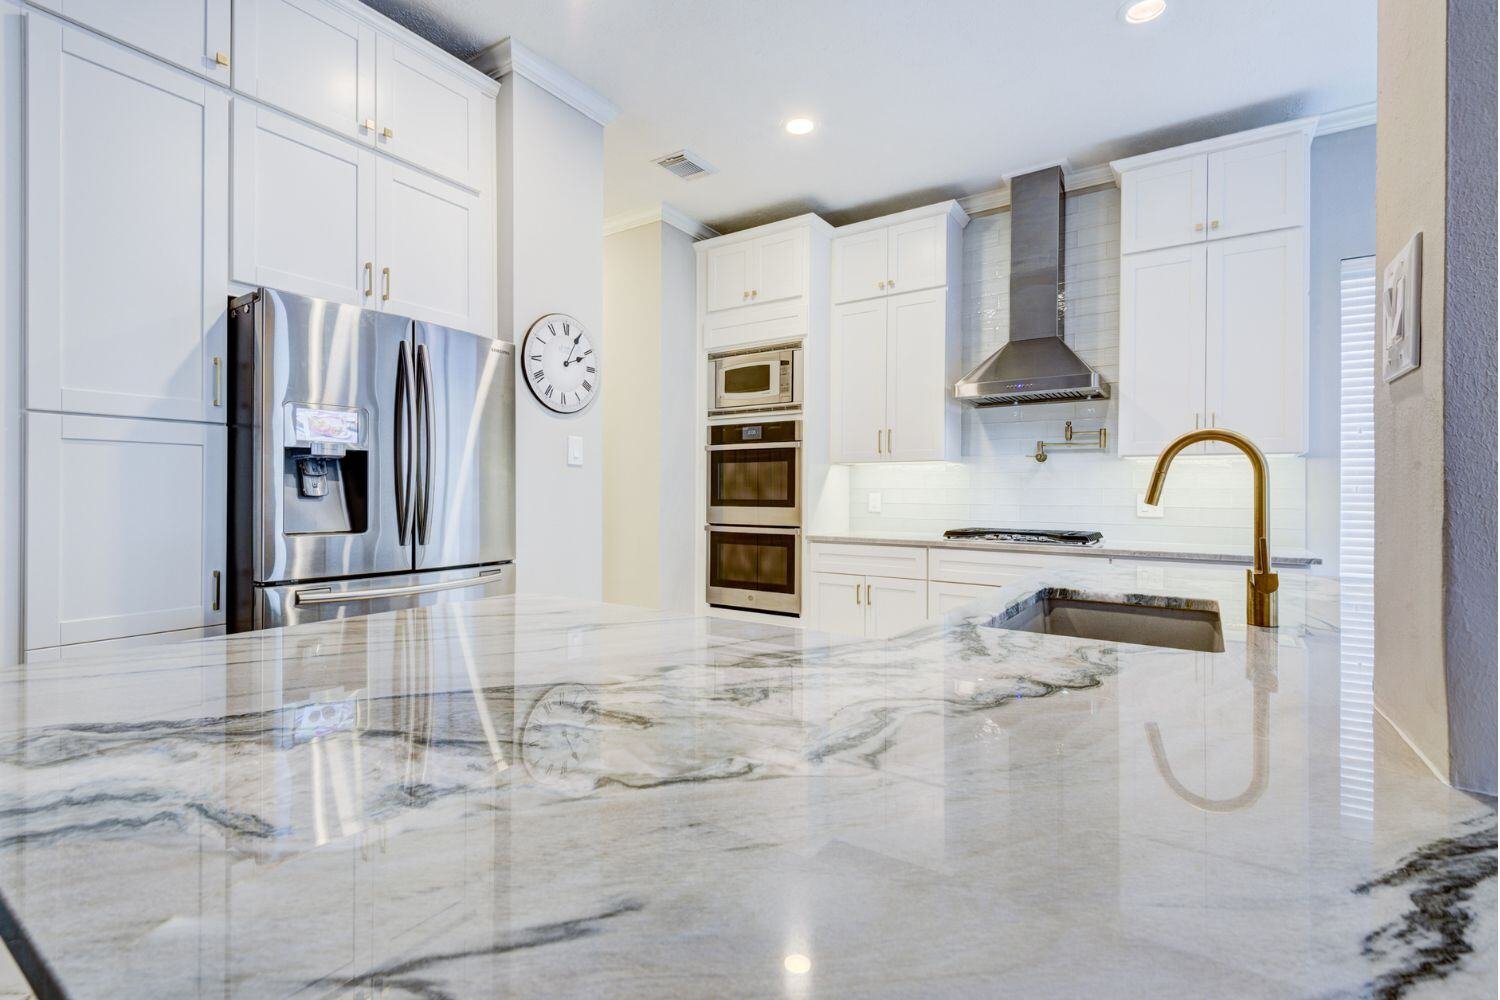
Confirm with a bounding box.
[705,344,803,615]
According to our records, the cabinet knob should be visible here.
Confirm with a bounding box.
[742,290,749,300]
[888,279,895,288]
[750,289,758,298]
[361,118,376,132]
[878,280,886,289]
[381,126,394,140]
[1194,223,1205,232]
[1210,220,1220,230]
[214,51,230,68]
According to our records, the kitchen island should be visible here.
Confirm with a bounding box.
[0,564,1492,998]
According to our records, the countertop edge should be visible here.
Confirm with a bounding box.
[804,533,1324,567]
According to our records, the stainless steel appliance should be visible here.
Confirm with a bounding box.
[705,525,801,615]
[227,288,516,630]
[709,343,802,414]
[706,420,801,527]
[943,527,1103,546]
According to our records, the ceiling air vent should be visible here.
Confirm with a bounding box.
[654,149,716,181]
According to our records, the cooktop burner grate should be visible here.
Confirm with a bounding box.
[943,528,1103,546]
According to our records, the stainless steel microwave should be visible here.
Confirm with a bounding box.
[709,345,801,414]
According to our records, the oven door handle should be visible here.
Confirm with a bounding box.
[704,525,801,536]
[705,441,803,452]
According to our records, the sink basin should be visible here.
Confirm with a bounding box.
[987,589,1225,653]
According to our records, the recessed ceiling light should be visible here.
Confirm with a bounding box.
[784,117,815,136]
[783,954,812,974]
[1120,0,1167,24]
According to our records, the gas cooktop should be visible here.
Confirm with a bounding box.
[943,528,1104,546]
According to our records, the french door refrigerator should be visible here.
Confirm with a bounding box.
[226,288,516,631]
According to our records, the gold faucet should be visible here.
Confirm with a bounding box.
[1143,427,1279,628]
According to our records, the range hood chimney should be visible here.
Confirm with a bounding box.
[954,166,1109,406]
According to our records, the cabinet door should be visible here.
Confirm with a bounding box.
[704,243,752,312]
[929,580,1004,620]
[752,231,804,305]
[1119,154,1207,254]
[26,22,228,423]
[865,576,928,639]
[1118,245,1207,456]
[832,228,889,304]
[32,0,231,83]
[885,288,948,461]
[886,217,945,294]
[25,413,226,651]
[375,33,486,189]
[231,102,377,307]
[830,299,888,463]
[1204,229,1306,454]
[232,0,376,144]
[376,159,484,331]
[1206,133,1307,242]
[811,573,867,638]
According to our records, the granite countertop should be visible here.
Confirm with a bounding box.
[806,529,1324,567]
[0,564,1491,998]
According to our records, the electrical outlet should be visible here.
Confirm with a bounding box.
[1136,493,1164,518]
[866,491,883,514]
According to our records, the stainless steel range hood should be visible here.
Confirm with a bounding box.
[954,166,1109,406]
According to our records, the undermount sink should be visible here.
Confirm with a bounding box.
[987,589,1225,653]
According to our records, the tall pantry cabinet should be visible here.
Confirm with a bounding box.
[4,0,499,661]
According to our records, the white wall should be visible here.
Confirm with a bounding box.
[657,223,698,611]
[846,186,1312,555]
[497,74,606,601]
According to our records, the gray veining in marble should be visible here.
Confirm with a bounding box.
[0,563,1489,999]
[806,530,1324,567]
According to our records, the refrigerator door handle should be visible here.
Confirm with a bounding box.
[394,341,414,545]
[293,569,508,605]
[416,343,435,545]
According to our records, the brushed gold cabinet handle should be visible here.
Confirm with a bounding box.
[742,290,749,300]
[888,279,895,288]
[212,357,222,407]
[363,261,373,297]
[361,118,376,132]
[865,583,872,605]
[1194,413,1201,430]
[214,51,230,68]
[212,570,221,612]
[750,289,758,298]
[381,126,394,140]
[382,266,391,302]
[887,427,893,453]
[1210,220,1220,230]
[878,280,886,289]
[1194,222,1205,232]
[1209,411,1216,427]
[855,583,861,606]
[876,429,882,454]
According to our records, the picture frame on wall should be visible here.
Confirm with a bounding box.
[1382,231,1422,383]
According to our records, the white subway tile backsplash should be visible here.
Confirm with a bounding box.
[849,188,1309,550]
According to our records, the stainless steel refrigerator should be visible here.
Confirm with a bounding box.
[226,288,516,631]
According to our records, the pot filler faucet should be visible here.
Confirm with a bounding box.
[1143,427,1279,628]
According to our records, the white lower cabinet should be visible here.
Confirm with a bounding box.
[928,580,1004,618]
[232,101,376,306]
[26,20,229,423]
[25,414,227,652]
[811,572,927,639]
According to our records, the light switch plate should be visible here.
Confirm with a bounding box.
[867,491,883,514]
[567,435,583,467]
[1136,493,1164,518]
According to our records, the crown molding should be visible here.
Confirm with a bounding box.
[470,38,620,126]
[603,204,719,241]
[959,161,1118,215]
[1315,102,1377,136]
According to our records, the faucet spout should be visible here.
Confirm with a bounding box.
[1143,427,1279,628]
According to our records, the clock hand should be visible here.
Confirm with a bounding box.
[562,332,583,366]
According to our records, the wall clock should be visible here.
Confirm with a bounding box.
[521,313,598,413]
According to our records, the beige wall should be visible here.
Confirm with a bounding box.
[1372,0,1451,778]
[603,223,666,607]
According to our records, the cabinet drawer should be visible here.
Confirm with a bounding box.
[810,543,926,581]
[927,548,1070,587]
[704,307,805,353]
[928,580,1005,619]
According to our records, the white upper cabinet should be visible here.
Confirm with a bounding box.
[697,217,828,352]
[884,288,949,461]
[375,34,487,189]
[232,0,376,145]
[376,158,489,333]
[26,20,229,423]
[30,0,232,83]
[704,229,807,312]
[1205,132,1309,242]
[1118,244,1207,457]
[1204,229,1307,454]
[704,242,755,312]
[832,211,950,304]
[1118,155,1207,255]
[831,298,887,463]
[25,413,227,651]
[231,102,376,307]
[1114,121,1312,457]
[1114,121,1312,254]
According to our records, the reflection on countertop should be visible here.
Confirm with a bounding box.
[0,563,1490,999]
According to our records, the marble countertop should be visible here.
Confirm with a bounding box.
[0,563,1491,998]
[807,530,1324,567]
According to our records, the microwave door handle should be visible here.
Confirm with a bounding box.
[394,341,413,545]
[416,343,435,545]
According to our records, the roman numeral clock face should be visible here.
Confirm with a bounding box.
[521,313,598,414]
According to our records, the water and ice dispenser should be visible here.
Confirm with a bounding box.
[282,403,369,535]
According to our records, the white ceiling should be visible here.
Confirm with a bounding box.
[362,0,1376,233]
